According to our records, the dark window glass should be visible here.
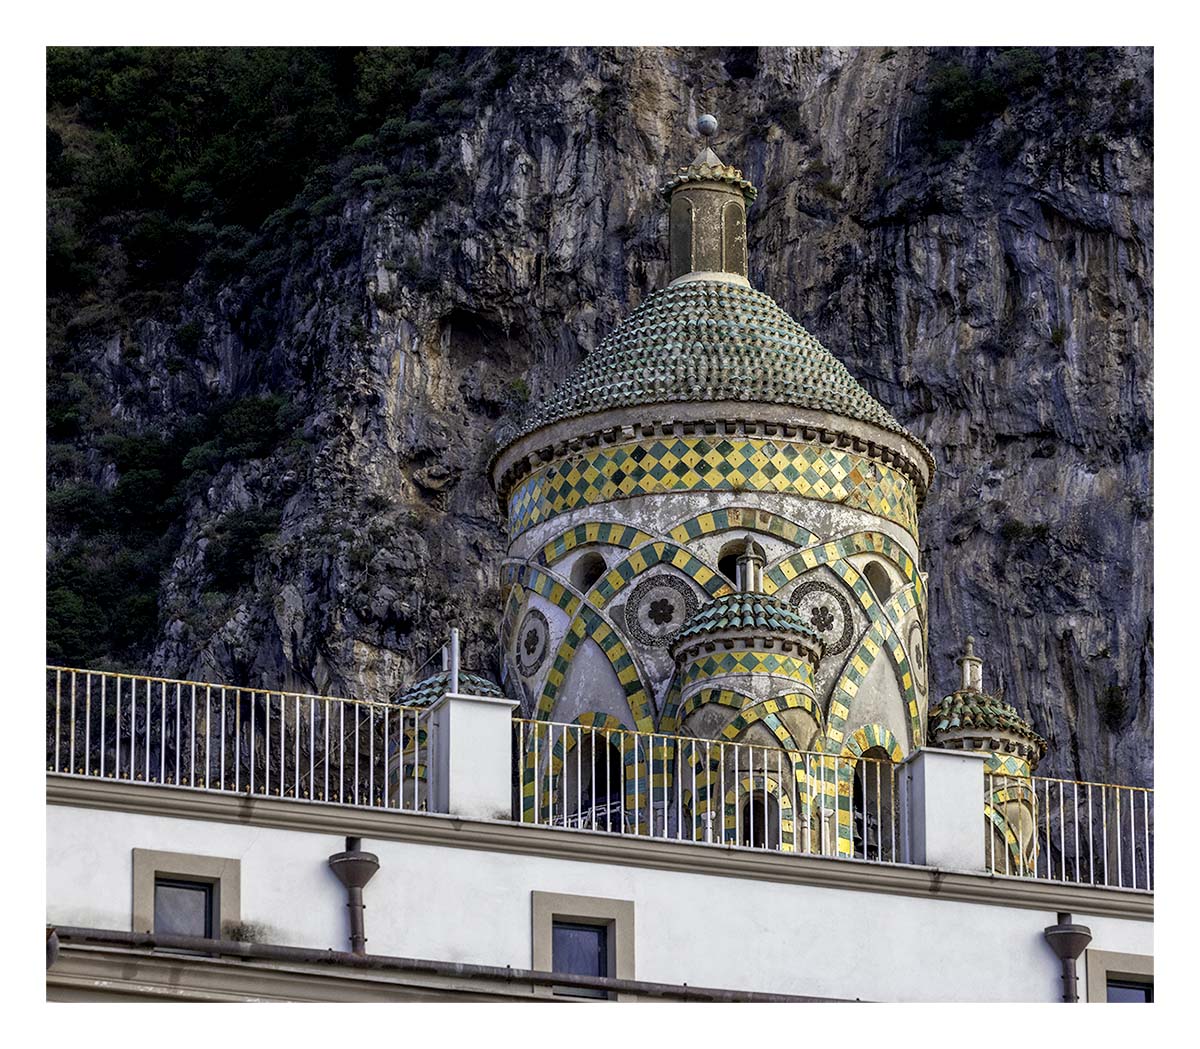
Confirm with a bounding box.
[154,879,213,939]
[1106,979,1153,1003]
[552,921,608,998]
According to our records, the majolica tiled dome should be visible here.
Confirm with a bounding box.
[393,671,504,707]
[512,280,932,468]
[928,690,1048,755]
[673,591,821,648]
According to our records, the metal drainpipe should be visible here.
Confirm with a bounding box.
[1043,912,1092,1002]
[328,837,380,955]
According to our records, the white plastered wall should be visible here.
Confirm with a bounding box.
[46,803,1150,1002]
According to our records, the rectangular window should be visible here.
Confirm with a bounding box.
[1106,978,1153,1003]
[552,920,608,999]
[153,878,214,939]
[532,892,634,1000]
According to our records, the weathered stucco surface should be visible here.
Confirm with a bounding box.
[53,47,1152,786]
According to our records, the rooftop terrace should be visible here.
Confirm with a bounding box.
[46,666,1153,894]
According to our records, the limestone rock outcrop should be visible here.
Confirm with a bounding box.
[49,47,1152,787]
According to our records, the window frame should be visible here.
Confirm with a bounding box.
[131,848,240,938]
[153,876,215,939]
[531,891,634,1000]
[1084,948,1153,1003]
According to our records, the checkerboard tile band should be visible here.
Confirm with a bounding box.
[507,437,919,541]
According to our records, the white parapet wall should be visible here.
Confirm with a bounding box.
[902,748,990,872]
[45,781,1152,1002]
[430,691,520,821]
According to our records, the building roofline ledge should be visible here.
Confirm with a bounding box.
[47,775,1152,922]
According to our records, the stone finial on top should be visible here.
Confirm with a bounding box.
[735,537,766,592]
[697,113,719,139]
[957,635,984,693]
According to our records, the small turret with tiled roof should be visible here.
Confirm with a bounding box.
[928,637,1047,772]
[671,539,823,708]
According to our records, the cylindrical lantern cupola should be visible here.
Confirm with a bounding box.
[660,115,757,284]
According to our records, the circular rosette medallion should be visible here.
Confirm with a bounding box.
[790,579,854,656]
[516,609,550,676]
[625,575,699,647]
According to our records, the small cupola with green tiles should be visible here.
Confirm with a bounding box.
[670,539,824,697]
[928,637,1047,772]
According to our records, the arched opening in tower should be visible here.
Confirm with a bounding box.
[740,792,782,850]
[571,551,608,594]
[852,748,898,862]
[561,734,625,831]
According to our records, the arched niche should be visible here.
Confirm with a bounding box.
[721,199,747,275]
[669,195,695,276]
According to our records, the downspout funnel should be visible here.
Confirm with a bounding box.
[1043,912,1092,1002]
[328,836,380,955]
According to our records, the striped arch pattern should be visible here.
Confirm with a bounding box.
[510,564,582,619]
[824,723,905,851]
[824,559,922,752]
[986,777,1038,875]
[668,693,821,842]
[723,694,828,834]
[537,604,654,731]
[519,711,644,821]
[539,522,654,566]
[882,583,921,624]
[667,505,821,550]
[839,723,905,766]
[663,687,752,734]
[502,563,654,736]
[722,775,796,851]
[718,693,823,751]
[499,579,526,653]
[815,611,917,857]
[984,803,1029,876]
[537,541,734,730]
[761,530,924,607]
[757,531,925,755]
[586,540,734,609]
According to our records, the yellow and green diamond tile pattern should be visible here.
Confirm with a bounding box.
[682,650,815,688]
[508,437,918,541]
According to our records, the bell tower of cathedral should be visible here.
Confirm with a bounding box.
[491,117,935,850]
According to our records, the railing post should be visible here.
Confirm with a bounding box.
[900,748,989,872]
[429,690,519,820]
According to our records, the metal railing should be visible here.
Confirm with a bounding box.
[46,667,1153,891]
[46,667,434,812]
[515,719,902,863]
[987,772,1154,891]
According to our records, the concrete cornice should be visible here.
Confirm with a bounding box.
[47,776,1153,922]
[50,928,828,1003]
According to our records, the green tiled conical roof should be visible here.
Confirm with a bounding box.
[928,691,1047,753]
[674,592,820,647]
[511,280,931,468]
[393,670,505,708]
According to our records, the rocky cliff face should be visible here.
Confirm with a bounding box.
[47,46,1153,786]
